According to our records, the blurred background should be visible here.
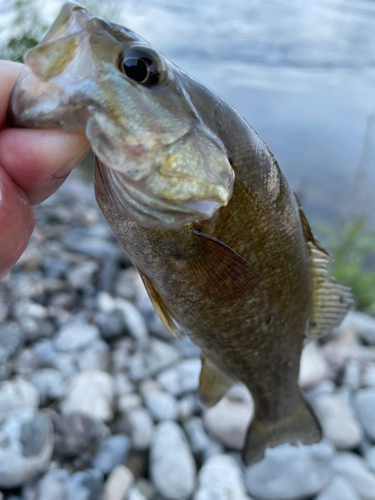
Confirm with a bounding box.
[0,2,375,500]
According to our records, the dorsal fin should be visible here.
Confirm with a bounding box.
[187,229,259,302]
[199,355,234,407]
[139,271,181,340]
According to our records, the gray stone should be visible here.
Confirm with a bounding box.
[92,435,130,474]
[52,352,78,378]
[128,408,154,450]
[54,321,100,352]
[68,261,99,289]
[157,358,201,396]
[64,469,103,500]
[203,384,254,449]
[184,417,211,455]
[311,393,363,449]
[33,469,70,500]
[366,446,375,473]
[343,359,362,392]
[195,454,249,500]
[104,465,134,500]
[118,393,142,414]
[177,394,199,421]
[0,323,24,359]
[30,369,66,405]
[299,341,331,389]
[144,391,178,422]
[129,339,180,381]
[0,378,39,413]
[150,421,196,499]
[346,312,375,344]
[14,348,43,377]
[0,409,53,487]
[354,389,375,440]
[113,297,149,346]
[362,364,375,387]
[128,479,155,500]
[77,340,111,372]
[96,310,124,340]
[245,440,335,500]
[333,452,375,500]
[61,371,115,422]
[316,477,360,500]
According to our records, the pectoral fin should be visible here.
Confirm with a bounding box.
[139,271,181,341]
[188,229,259,302]
[199,355,234,407]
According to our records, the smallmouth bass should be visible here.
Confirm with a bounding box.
[7,2,353,465]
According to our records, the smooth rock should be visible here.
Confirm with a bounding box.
[150,421,196,499]
[0,323,24,359]
[157,358,201,396]
[184,417,211,455]
[128,479,155,500]
[354,389,375,440]
[54,321,100,352]
[114,297,149,346]
[195,454,249,500]
[0,378,39,413]
[96,309,124,340]
[203,384,254,449]
[311,393,362,449]
[62,371,115,422]
[31,469,70,500]
[129,339,180,381]
[299,341,331,389]
[0,409,53,487]
[366,446,375,472]
[118,393,142,414]
[144,391,178,422]
[104,465,134,500]
[347,312,375,345]
[64,469,103,500]
[343,359,362,392]
[333,452,375,500]
[245,440,335,500]
[128,408,154,450]
[316,476,360,500]
[77,340,111,372]
[362,364,375,387]
[30,369,66,405]
[92,435,131,474]
[68,261,99,289]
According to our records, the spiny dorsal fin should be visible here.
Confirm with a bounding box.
[187,229,259,302]
[307,241,354,341]
[139,271,181,341]
[199,355,234,407]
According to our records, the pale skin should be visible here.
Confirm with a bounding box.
[0,60,90,279]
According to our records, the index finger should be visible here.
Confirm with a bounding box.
[0,60,23,131]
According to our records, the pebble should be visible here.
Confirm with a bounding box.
[0,409,53,487]
[195,454,249,500]
[77,340,111,372]
[203,384,254,449]
[150,421,196,499]
[30,369,66,404]
[118,393,143,414]
[64,469,103,500]
[0,378,39,413]
[299,341,331,389]
[157,358,201,396]
[245,440,335,500]
[92,435,131,474]
[29,469,70,500]
[68,261,99,289]
[129,339,180,381]
[366,446,375,472]
[316,476,360,500]
[311,393,363,449]
[128,479,155,500]
[346,312,375,345]
[128,408,154,450]
[144,391,178,421]
[333,452,375,500]
[96,309,125,340]
[54,321,100,352]
[104,465,134,500]
[0,322,24,359]
[362,364,375,387]
[184,417,211,455]
[354,388,375,440]
[61,371,115,422]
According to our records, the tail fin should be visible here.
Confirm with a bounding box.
[243,394,322,466]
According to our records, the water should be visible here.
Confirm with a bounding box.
[2,0,375,226]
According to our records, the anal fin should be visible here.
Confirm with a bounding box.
[199,355,234,407]
[139,271,181,341]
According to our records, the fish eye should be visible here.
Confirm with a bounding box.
[119,49,161,86]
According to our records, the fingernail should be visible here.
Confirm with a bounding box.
[52,145,90,180]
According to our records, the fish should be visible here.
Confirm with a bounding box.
[7,2,353,465]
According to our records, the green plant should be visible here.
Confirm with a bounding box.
[318,217,375,315]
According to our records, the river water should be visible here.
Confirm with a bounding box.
[2,0,375,227]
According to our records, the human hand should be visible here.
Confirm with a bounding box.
[0,59,90,279]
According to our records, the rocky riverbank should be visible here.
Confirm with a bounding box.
[0,178,375,500]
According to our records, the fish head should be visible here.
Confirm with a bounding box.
[8,2,234,228]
